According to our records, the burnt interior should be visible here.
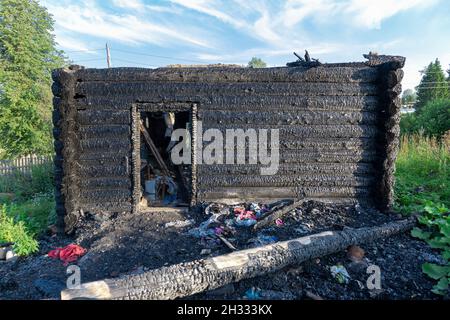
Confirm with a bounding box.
[138,110,191,207]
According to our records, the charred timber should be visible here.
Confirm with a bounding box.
[61,217,415,300]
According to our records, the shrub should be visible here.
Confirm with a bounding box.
[400,99,450,139]
[395,134,449,214]
[415,99,450,138]
[0,162,55,255]
[4,193,55,236]
[395,134,450,296]
[0,205,39,256]
[0,162,54,200]
[400,113,418,135]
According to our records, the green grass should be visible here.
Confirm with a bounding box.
[395,133,450,295]
[394,134,449,214]
[0,162,55,256]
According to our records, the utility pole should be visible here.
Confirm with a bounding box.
[106,43,112,68]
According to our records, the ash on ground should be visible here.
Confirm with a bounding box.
[0,201,442,300]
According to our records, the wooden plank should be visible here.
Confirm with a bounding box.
[139,122,170,175]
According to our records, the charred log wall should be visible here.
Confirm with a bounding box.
[52,55,404,231]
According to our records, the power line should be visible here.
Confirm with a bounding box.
[414,87,450,89]
[416,81,450,84]
[64,48,104,53]
[113,58,159,68]
[418,71,450,74]
[71,58,105,63]
[112,48,204,63]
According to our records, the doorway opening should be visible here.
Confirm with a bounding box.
[138,110,191,208]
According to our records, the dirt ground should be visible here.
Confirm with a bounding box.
[0,201,444,300]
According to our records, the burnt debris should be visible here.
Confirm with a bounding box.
[286,50,322,67]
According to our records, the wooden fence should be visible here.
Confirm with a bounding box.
[0,155,53,176]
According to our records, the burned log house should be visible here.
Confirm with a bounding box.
[52,54,405,233]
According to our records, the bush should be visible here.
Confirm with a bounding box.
[400,99,450,139]
[247,57,267,68]
[0,205,39,256]
[0,162,54,200]
[395,134,449,214]
[400,113,418,135]
[396,134,450,295]
[0,162,55,255]
[416,99,450,138]
[3,193,55,236]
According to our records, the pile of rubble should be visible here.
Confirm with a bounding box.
[185,201,295,252]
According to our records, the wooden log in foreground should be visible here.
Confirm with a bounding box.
[61,217,415,300]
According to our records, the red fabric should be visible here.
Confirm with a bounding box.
[237,210,257,221]
[48,244,86,265]
[233,207,246,215]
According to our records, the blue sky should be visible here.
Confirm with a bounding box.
[40,0,450,91]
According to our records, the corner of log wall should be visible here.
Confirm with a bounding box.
[52,65,83,234]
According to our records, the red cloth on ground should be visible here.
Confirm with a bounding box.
[48,244,86,265]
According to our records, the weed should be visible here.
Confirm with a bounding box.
[0,162,55,256]
[0,205,39,256]
[396,134,450,295]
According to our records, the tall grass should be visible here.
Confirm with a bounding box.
[395,133,449,214]
[0,161,54,199]
[396,133,450,295]
[0,163,55,255]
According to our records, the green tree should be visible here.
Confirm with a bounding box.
[247,57,267,68]
[400,99,450,138]
[415,99,450,138]
[415,59,449,112]
[399,113,417,135]
[401,88,416,106]
[0,0,65,158]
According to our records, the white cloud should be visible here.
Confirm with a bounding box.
[54,33,99,54]
[111,0,144,10]
[169,0,246,29]
[41,0,445,91]
[169,0,433,58]
[281,0,340,27]
[173,0,434,46]
[344,0,431,29]
[280,0,436,29]
[44,0,211,48]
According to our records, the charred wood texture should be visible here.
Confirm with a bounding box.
[60,217,415,300]
[52,66,83,234]
[52,54,405,225]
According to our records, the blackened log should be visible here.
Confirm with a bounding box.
[76,82,378,98]
[76,95,381,112]
[74,66,379,83]
[253,199,308,230]
[60,217,415,300]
